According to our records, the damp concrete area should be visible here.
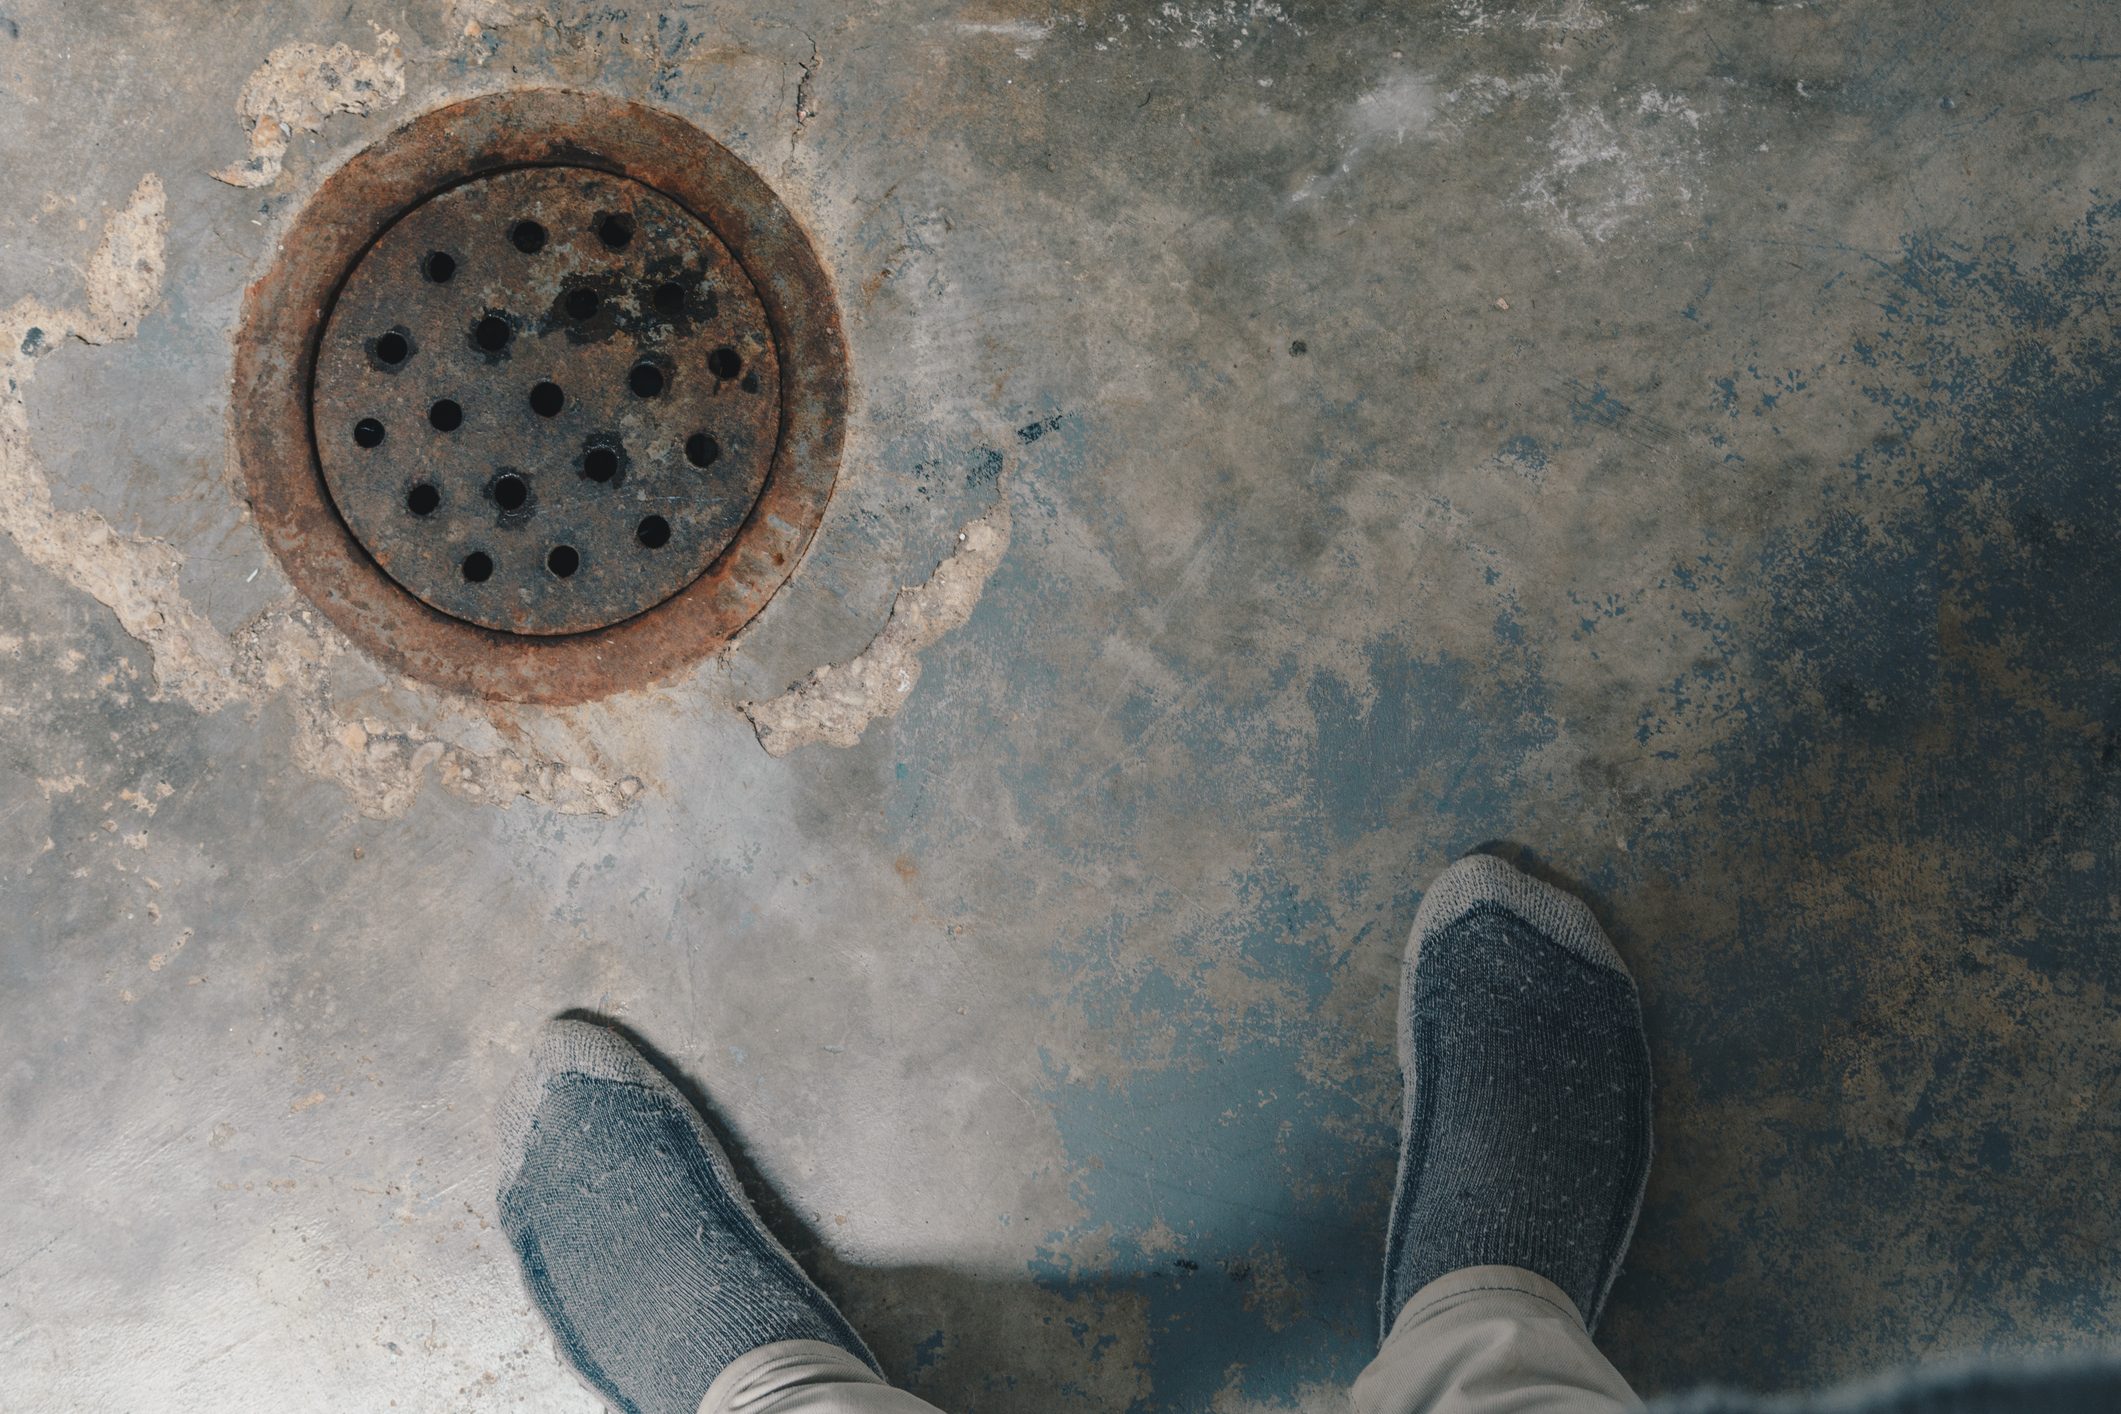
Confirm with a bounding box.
[3,2,2117,1410]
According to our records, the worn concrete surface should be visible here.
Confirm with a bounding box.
[4,1,2119,1409]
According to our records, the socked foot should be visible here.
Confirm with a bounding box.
[497,1020,876,1413]
[1382,853,1654,1336]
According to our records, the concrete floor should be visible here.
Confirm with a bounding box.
[5,1,2119,1409]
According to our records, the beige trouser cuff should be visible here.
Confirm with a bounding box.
[1351,1265,1642,1414]
[699,1340,946,1414]
[700,1265,1639,1414]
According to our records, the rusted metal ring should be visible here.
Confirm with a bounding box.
[233,90,847,705]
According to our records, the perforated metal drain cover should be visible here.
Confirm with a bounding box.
[314,168,779,635]
[232,92,847,703]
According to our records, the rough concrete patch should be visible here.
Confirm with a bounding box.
[0,174,643,819]
[212,31,405,189]
[81,175,168,344]
[448,0,530,34]
[0,175,237,713]
[230,612,642,819]
[745,494,1012,755]
[448,0,542,57]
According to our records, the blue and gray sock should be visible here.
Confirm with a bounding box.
[1381,853,1655,1337]
[496,1020,876,1414]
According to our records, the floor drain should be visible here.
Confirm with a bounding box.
[314,166,778,635]
[231,92,847,703]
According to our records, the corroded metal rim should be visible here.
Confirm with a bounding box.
[233,90,846,705]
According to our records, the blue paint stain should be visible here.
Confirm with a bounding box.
[1020,641,1560,1408]
[1019,413,1066,444]
[1497,433,1547,469]
[1713,376,1741,417]
[1308,644,1554,846]
[1614,196,2121,1386]
[870,194,2121,1396]
[1568,381,1632,426]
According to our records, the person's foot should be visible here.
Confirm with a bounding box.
[497,1019,877,1413]
[1381,853,1654,1337]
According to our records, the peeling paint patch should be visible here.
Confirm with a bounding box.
[212,32,406,189]
[746,495,1012,755]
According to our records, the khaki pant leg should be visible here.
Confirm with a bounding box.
[699,1341,950,1414]
[1351,1266,1642,1414]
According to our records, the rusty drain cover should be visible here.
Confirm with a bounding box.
[233,92,846,703]
[316,168,780,635]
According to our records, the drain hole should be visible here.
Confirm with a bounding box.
[596,212,636,249]
[475,314,514,353]
[707,346,742,380]
[652,281,687,318]
[511,219,548,254]
[582,446,620,483]
[564,287,601,320]
[636,515,671,548]
[629,362,666,398]
[374,331,411,366]
[354,417,385,448]
[407,483,441,516]
[547,545,581,577]
[684,432,720,467]
[492,473,529,511]
[529,381,565,417]
[429,399,463,431]
[423,251,457,283]
[462,551,494,583]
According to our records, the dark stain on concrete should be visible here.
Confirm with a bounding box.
[1608,197,2121,1392]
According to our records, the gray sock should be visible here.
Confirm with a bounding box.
[496,1020,877,1414]
[1381,853,1654,1338]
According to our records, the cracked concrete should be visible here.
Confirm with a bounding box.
[4,0,2119,1410]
